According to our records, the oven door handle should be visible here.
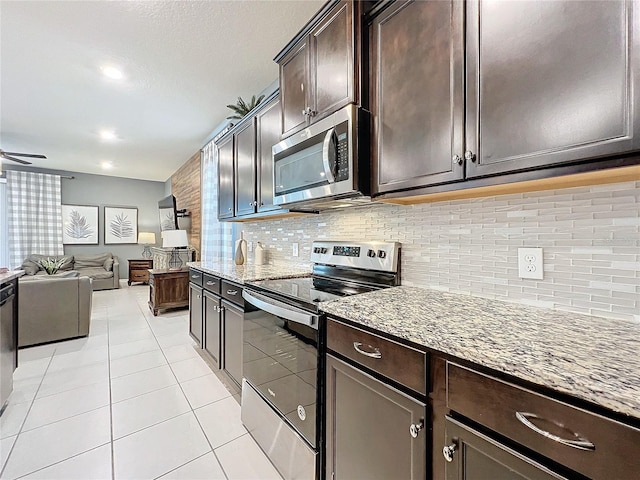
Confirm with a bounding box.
[243,290,319,330]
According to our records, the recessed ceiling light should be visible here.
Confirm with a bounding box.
[101,65,124,80]
[101,161,113,170]
[100,130,116,141]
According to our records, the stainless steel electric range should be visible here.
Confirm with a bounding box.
[241,240,401,480]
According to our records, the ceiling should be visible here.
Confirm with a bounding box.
[0,0,323,182]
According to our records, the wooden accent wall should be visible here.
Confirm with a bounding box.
[171,151,201,259]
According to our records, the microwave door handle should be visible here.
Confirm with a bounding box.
[322,128,336,184]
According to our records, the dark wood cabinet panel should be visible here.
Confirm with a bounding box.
[204,291,221,368]
[371,0,464,194]
[444,416,567,480]
[217,135,235,219]
[466,0,639,177]
[311,1,354,119]
[326,354,427,480]
[234,119,257,217]
[256,96,282,213]
[281,40,309,137]
[189,283,203,346]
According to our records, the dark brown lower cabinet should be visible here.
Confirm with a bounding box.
[326,354,426,480]
[444,416,567,480]
[222,300,243,387]
[188,283,203,346]
[203,291,221,368]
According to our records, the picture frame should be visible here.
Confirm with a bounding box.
[104,206,138,244]
[62,204,99,245]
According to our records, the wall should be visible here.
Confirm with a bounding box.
[4,165,165,279]
[170,150,201,258]
[238,180,640,323]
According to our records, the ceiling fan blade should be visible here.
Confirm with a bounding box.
[1,154,32,165]
[2,152,47,159]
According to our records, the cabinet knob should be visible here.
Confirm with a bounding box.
[409,420,424,438]
[259,201,264,206]
[228,207,232,211]
[302,109,308,117]
[464,150,476,162]
[452,154,463,165]
[442,443,457,462]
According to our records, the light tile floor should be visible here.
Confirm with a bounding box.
[0,285,283,480]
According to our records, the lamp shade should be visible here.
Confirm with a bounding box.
[137,232,156,245]
[162,229,188,248]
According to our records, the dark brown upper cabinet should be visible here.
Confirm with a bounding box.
[216,92,287,221]
[234,118,257,217]
[465,0,639,178]
[371,0,465,195]
[277,1,358,139]
[216,135,234,220]
[371,0,640,198]
[256,96,283,213]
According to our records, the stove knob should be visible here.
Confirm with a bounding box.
[313,247,319,254]
[321,248,328,254]
[378,250,386,259]
[367,249,376,258]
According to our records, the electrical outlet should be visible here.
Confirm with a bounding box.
[247,241,253,253]
[518,247,543,280]
[292,243,299,257]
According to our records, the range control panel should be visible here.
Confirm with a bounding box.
[310,241,400,273]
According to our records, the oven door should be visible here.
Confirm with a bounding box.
[241,289,319,447]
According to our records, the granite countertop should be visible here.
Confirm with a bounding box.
[187,260,312,284]
[320,286,640,420]
[0,270,25,283]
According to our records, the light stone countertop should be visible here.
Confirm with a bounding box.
[319,286,640,420]
[0,270,24,284]
[187,260,312,284]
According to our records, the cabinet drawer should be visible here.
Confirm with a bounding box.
[446,362,640,479]
[189,269,203,287]
[130,270,148,281]
[130,260,152,268]
[202,274,220,294]
[221,280,243,306]
[327,318,427,395]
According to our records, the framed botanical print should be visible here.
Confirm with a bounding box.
[104,206,138,244]
[62,204,99,245]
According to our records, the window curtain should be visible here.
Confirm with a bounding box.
[201,131,233,262]
[7,171,63,268]
[0,179,8,268]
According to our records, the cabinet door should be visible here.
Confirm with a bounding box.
[217,135,235,219]
[466,0,639,177]
[444,416,567,480]
[189,284,203,346]
[234,119,257,217]
[204,292,221,368]
[280,39,309,137]
[326,354,426,480]
[371,0,465,194]
[310,1,355,121]
[256,96,282,213]
[222,301,243,387]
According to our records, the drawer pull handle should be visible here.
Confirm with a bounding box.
[191,275,199,279]
[515,412,596,451]
[442,443,457,462]
[227,289,238,295]
[353,342,382,359]
[206,281,215,286]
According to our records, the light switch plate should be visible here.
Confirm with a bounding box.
[518,247,543,280]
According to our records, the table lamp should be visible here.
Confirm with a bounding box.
[138,232,156,259]
[162,230,188,270]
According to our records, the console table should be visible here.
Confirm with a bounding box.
[148,268,189,316]
[128,259,153,286]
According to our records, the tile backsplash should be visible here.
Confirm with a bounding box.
[240,181,640,322]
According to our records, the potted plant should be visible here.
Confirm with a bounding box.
[37,257,66,275]
[226,94,265,123]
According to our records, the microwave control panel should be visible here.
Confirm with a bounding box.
[336,132,349,181]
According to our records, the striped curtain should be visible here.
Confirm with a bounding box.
[7,171,63,268]
[201,132,233,262]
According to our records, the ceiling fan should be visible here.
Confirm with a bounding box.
[0,149,47,165]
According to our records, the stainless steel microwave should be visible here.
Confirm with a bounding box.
[272,104,370,210]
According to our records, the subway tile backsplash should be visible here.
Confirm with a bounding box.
[240,181,640,323]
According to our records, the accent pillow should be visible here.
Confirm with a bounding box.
[20,259,40,275]
[104,258,114,271]
[74,253,111,268]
